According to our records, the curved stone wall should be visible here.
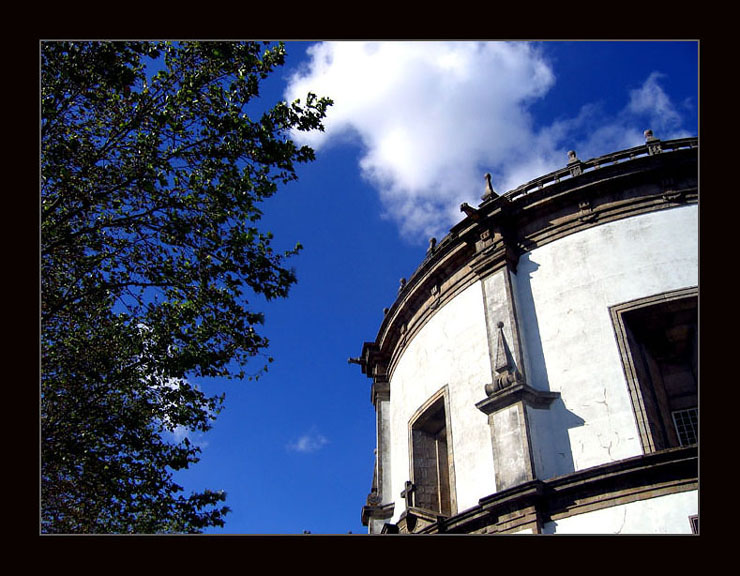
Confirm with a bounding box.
[388,282,494,520]
[357,135,698,534]
[520,205,698,478]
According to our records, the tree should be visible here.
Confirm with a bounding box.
[41,41,331,533]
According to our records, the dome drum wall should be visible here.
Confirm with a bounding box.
[357,137,698,534]
[389,283,494,520]
[366,139,698,387]
[517,207,698,476]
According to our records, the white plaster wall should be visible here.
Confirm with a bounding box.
[516,205,698,476]
[542,490,698,534]
[388,282,494,522]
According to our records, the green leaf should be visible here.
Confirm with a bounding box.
[41,40,331,534]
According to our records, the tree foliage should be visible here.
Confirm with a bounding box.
[41,41,331,533]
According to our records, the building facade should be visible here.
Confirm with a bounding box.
[353,131,698,534]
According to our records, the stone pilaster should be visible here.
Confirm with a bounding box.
[477,266,558,492]
[372,380,392,509]
[477,271,557,491]
[476,382,558,491]
[353,342,395,533]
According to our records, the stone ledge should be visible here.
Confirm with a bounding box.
[384,445,697,534]
[475,383,560,414]
[361,501,394,527]
[397,506,448,534]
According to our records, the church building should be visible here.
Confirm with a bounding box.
[352,131,698,534]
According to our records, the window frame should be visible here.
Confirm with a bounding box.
[610,287,698,454]
[407,386,457,517]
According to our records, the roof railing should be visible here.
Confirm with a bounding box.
[498,132,697,204]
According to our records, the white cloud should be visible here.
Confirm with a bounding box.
[285,42,691,243]
[287,429,329,454]
[553,73,692,164]
[627,72,684,134]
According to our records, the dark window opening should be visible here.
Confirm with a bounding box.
[672,408,698,446]
[411,396,452,516]
[622,295,698,452]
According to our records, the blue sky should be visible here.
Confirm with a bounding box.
[171,40,699,534]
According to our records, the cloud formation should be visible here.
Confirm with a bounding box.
[287,429,329,454]
[627,72,686,135]
[285,42,691,243]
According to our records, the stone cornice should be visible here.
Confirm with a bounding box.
[357,137,698,384]
[403,445,697,534]
[361,502,394,526]
[396,506,447,534]
[476,383,560,414]
[370,380,389,408]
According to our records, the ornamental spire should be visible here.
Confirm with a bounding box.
[482,172,498,201]
[485,321,523,395]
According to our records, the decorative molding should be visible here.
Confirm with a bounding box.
[353,137,697,403]
[397,506,445,534]
[476,376,559,492]
[361,501,394,527]
[369,192,697,387]
[484,321,524,395]
[426,236,437,257]
[567,150,583,177]
[662,188,688,203]
[543,445,697,524]
[482,172,498,201]
[384,445,697,534]
[476,383,560,414]
[645,129,662,155]
[429,283,441,310]
[370,380,389,407]
[578,199,598,223]
[355,136,698,534]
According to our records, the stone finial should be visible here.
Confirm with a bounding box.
[427,237,437,255]
[482,172,498,200]
[484,321,523,396]
[493,322,510,373]
[399,278,406,292]
[645,129,662,155]
[366,490,381,506]
[568,150,582,177]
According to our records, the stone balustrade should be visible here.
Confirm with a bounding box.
[501,135,697,204]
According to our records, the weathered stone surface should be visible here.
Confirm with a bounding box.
[355,137,698,534]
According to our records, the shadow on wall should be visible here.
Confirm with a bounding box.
[515,255,585,479]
